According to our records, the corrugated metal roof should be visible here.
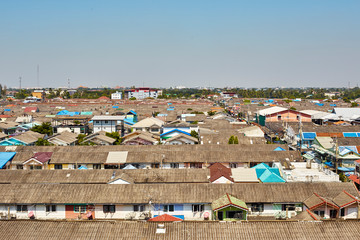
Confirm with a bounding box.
[106,151,128,164]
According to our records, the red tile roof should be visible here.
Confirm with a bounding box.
[148,214,183,222]
[24,107,39,112]
[0,115,12,118]
[209,163,234,183]
[32,152,53,163]
[349,174,360,184]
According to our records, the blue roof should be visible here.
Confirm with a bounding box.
[128,110,137,115]
[330,104,337,106]
[78,166,88,170]
[302,132,316,140]
[273,147,286,151]
[112,106,119,108]
[124,118,135,125]
[160,129,191,137]
[324,162,334,167]
[0,152,16,168]
[251,163,270,170]
[315,103,324,106]
[259,169,285,183]
[343,132,358,137]
[4,109,11,111]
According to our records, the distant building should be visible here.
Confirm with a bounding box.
[126,88,159,99]
[31,90,46,102]
[111,91,122,100]
[221,92,238,98]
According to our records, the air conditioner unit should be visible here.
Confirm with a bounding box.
[295,207,302,212]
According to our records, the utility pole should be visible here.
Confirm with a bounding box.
[19,77,22,91]
[335,137,339,174]
[68,78,70,89]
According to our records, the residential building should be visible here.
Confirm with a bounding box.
[92,116,125,134]
[111,91,122,100]
[126,88,159,99]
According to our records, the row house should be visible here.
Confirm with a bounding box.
[0,182,357,221]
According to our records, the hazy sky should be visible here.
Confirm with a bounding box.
[1,0,359,88]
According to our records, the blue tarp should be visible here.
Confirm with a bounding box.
[338,167,352,172]
[4,109,11,111]
[78,166,88,170]
[324,162,334,167]
[167,108,175,111]
[0,152,16,168]
[273,147,286,151]
[315,103,324,106]
[112,106,119,108]
[330,104,337,106]
[343,132,358,137]
[302,132,316,140]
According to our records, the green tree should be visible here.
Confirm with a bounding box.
[207,111,216,116]
[228,135,235,144]
[129,97,137,100]
[106,132,123,145]
[351,102,359,108]
[190,130,199,140]
[233,136,239,144]
[35,138,51,146]
[76,134,86,145]
[31,122,53,136]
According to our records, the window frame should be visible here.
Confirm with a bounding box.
[282,204,296,211]
[133,205,145,212]
[163,204,174,212]
[192,204,204,212]
[103,205,116,213]
[54,164,62,170]
[170,163,179,169]
[251,203,264,212]
[16,205,28,212]
[46,205,57,212]
[74,205,86,213]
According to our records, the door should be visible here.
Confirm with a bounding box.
[218,211,223,220]
[330,209,337,218]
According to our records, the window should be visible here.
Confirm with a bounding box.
[277,115,281,120]
[16,165,23,169]
[105,121,108,124]
[226,211,243,219]
[95,121,99,124]
[16,205,28,212]
[54,164,62,170]
[282,204,296,211]
[170,163,179,169]
[229,163,237,168]
[103,205,116,213]
[74,205,86,213]
[151,128,159,132]
[192,204,204,212]
[93,164,101,169]
[163,205,174,212]
[314,210,325,217]
[133,205,145,212]
[356,165,360,174]
[30,165,42,170]
[104,165,119,169]
[296,115,300,121]
[151,163,160,169]
[251,203,264,212]
[340,208,345,217]
[190,163,202,168]
[329,209,338,218]
[46,205,56,212]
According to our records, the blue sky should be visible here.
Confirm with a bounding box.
[0,0,359,88]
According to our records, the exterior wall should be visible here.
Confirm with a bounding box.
[266,112,312,123]
[111,92,122,100]
[93,120,118,133]
[214,206,247,220]
[57,127,82,134]
[182,204,212,220]
[212,176,233,184]
[65,205,95,219]
[167,138,196,145]
[343,205,358,219]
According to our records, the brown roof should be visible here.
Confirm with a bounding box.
[50,152,109,164]
[1,219,360,239]
[0,182,357,204]
[209,163,233,182]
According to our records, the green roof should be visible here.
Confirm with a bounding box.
[212,194,248,211]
